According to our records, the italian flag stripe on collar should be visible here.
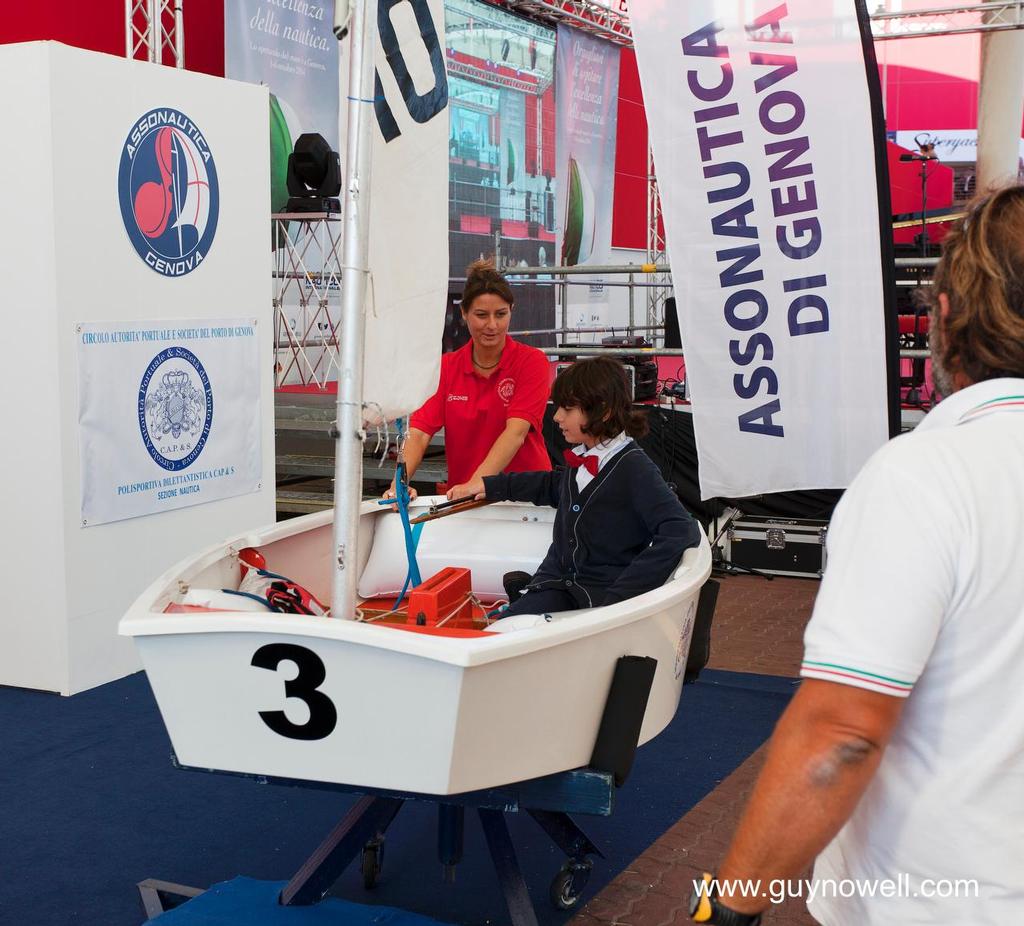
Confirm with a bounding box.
[801,659,914,694]
[959,394,1024,423]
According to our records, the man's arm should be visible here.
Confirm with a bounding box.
[716,679,904,914]
[447,417,531,500]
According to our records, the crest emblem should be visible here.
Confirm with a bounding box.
[118,108,219,277]
[138,347,213,471]
[497,377,516,404]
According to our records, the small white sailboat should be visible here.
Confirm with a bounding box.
[119,0,711,797]
[122,500,711,795]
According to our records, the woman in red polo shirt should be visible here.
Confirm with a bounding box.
[385,259,552,502]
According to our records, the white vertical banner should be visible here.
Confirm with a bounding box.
[630,1,893,499]
[354,0,451,421]
[78,319,263,526]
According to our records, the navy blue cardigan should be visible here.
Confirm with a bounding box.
[483,442,701,607]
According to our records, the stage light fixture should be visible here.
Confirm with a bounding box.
[286,133,342,214]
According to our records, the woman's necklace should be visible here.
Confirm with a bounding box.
[472,346,502,370]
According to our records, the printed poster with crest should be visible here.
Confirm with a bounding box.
[77,318,262,526]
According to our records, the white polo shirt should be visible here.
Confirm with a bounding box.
[801,378,1024,926]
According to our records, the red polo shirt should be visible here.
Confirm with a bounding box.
[410,337,553,485]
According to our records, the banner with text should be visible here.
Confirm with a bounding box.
[894,129,1024,165]
[78,319,262,526]
[225,0,339,211]
[630,0,891,498]
[555,25,619,323]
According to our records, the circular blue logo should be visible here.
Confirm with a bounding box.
[118,108,219,276]
[138,347,214,471]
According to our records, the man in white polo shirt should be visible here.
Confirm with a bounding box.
[686,187,1024,926]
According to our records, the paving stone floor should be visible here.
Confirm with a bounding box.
[573,574,822,926]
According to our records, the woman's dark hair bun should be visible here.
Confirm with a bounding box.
[462,257,514,310]
[466,258,499,281]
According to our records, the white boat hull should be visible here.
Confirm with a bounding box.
[122,501,712,795]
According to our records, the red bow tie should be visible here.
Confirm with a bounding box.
[563,450,599,476]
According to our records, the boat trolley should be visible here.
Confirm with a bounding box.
[139,655,657,926]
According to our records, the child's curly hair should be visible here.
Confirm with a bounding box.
[551,357,649,442]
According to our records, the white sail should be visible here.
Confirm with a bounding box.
[340,0,451,423]
[170,147,211,242]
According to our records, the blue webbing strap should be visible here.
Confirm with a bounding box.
[391,418,424,610]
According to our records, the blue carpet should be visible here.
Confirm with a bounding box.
[0,669,795,926]
[152,878,451,925]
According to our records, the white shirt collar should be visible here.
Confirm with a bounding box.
[572,431,630,466]
[915,377,1024,433]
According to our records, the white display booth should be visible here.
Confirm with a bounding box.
[0,42,276,695]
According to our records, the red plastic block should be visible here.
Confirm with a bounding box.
[406,567,474,628]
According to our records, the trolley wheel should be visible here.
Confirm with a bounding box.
[549,858,592,910]
[361,837,385,890]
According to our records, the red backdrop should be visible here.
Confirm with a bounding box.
[0,0,224,76]
[612,47,650,251]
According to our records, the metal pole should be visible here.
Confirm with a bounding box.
[125,0,133,58]
[331,0,377,618]
[454,263,673,277]
[548,347,686,357]
[880,27,888,119]
[148,0,160,62]
[920,160,929,259]
[627,271,635,331]
[175,0,185,68]
[560,272,569,334]
[489,345,930,360]
[509,324,663,338]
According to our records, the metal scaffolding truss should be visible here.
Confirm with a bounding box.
[499,0,1024,47]
[645,147,671,336]
[500,0,631,45]
[125,0,185,67]
[871,2,1024,40]
[273,215,345,390]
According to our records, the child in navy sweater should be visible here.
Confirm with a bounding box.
[456,357,701,616]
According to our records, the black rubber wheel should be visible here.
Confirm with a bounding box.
[549,859,591,910]
[361,839,384,890]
